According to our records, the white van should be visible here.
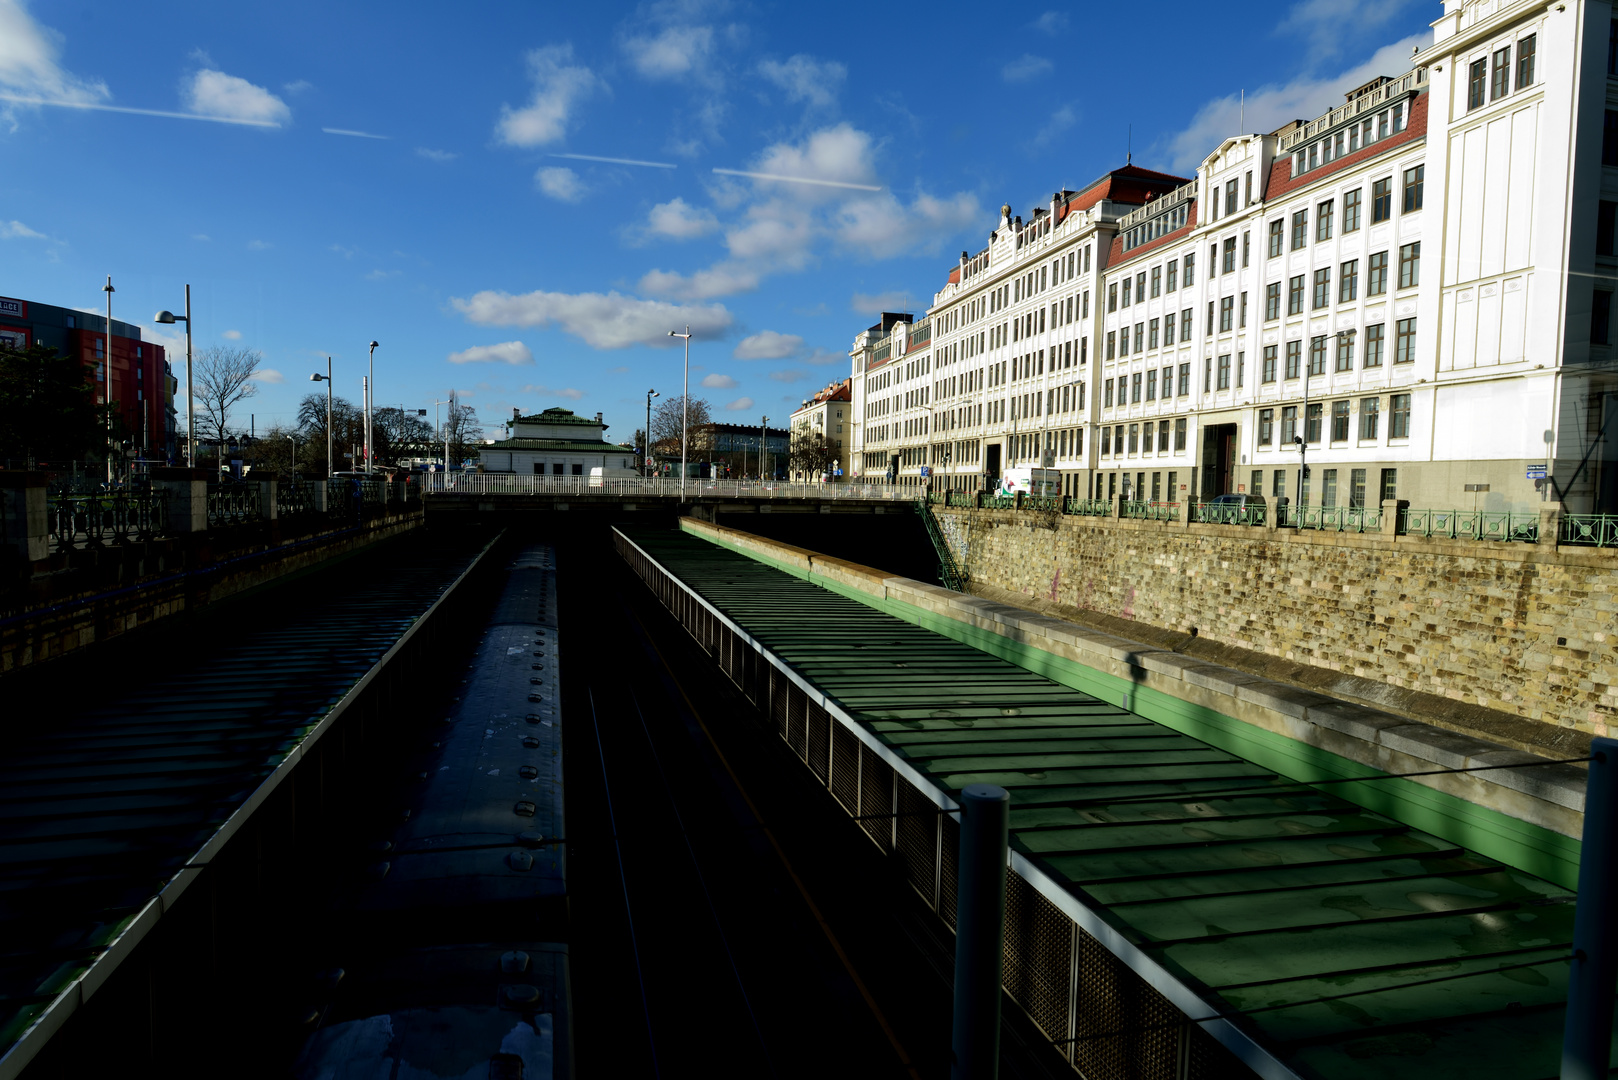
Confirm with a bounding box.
[997,467,1061,497]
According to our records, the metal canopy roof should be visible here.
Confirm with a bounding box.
[624,527,1595,1080]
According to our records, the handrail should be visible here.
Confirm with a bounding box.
[916,499,965,592]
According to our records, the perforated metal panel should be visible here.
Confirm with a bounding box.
[769,668,788,737]
[829,723,859,812]
[786,682,807,759]
[1073,928,1185,1080]
[894,778,938,907]
[938,816,959,930]
[1002,870,1075,1058]
[806,701,830,781]
[858,744,893,853]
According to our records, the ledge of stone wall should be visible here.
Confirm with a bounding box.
[678,516,1587,853]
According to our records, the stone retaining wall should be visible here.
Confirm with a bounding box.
[934,508,1618,735]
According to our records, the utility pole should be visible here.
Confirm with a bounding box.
[645,388,659,479]
[668,327,692,492]
[760,415,769,481]
[103,276,115,484]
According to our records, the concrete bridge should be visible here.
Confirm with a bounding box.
[418,473,917,516]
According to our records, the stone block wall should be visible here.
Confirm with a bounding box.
[934,508,1618,734]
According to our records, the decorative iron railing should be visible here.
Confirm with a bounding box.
[1400,508,1538,543]
[206,483,260,528]
[1022,495,1062,512]
[1063,497,1111,517]
[1191,501,1267,526]
[47,490,169,549]
[1295,505,1381,533]
[981,494,1016,510]
[1562,514,1618,548]
[1121,500,1179,522]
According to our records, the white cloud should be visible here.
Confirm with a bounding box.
[416,147,457,162]
[758,54,846,108]
[834,190,981,259]
[535,165,587,202]
[283,79,312,95]
[1278,0,1414,55]
[769,369,807,383]
[0,219,47,240]
[323,127,388,139]
[802,348,843,365]
[192,233,211,241]
[556,387,584,400]
[725,396,755,411]
[638,263,759,301]
[448,341,534,365]
[734,330,802,360]
[222,329,242,340]
[497,44,604,148]
[250,368,284,384]
[0,1,108,107]
[329,243,355,258]
[247,239,272,250]
[1001,55,1053,83]
[752,123,878,196]
[701,373,738,388]
[364,268,401,280]
[641,197,719,242]
[851,291,913,315]
[1034,104,1077,148]
[184,69,291,126]
[1162,34,1427,171]
[623,25,715,81]
[1031,11,1069,35]
[452,288,733,350]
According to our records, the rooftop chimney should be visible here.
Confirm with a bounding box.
[513,407,520,421]
[595,411,603,424]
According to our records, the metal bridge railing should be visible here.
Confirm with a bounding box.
[1400,508,1538,543]
[48,490,169,550]
[1562,514,1618,548]
[1190,501,1267,527]
[417,473,911,500]
[1122,500,1179,522]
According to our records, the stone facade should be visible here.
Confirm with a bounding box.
[935,507,1618,734]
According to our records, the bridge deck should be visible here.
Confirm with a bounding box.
[616,525,1587,1080]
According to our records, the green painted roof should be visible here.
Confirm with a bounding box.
[485,438,631,453]
[620,527,1590,1080]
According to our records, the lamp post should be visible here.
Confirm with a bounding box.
[154,285,194,468]
[310,359,334,477]
[645,388,659,479]
[760,415,769,482]
[102,276,115,483]
[667,327,691,493]
[366,340,379,473]
[433,396,453,474]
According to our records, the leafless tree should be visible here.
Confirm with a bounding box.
[651,394,712,461]
[193,345,263,443]
[443,392,483,467]
[789,430,841,478]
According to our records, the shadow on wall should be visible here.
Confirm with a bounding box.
[713,512,942,587]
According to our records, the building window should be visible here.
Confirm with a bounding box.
[1181,308,1193,342]
[1177,362,1190,396]
[1291,209,1308,250]
[1360,397,1380,440]
[1336,330,1355,371]
[1343,188,1362,233]
[1268,219,1284,257]
[94,338,104,359]
[1273,469,1287,497]
[1206,303,1214,336]
[1242,231,1250,268]
[1306,402,1323,442]
[1331,400,1350,441]
[1288,275,1305,315]
[1128,423,1139,453]
[1262,344,1278,383]
[1225,179,1238,216]
[1372,177,1392,223]
[1491,46,1512,100]
[1381,468,1398,502]
[1132,372,1142,403]
[1468,58,1488,110]
[1136,272,1146,303]
[1285,339,1301,380]
[1151,266,1161,297]
[1167,259,1179,291]
[1149,318,1160,350]
[1159,420,1171,452]
[1395,317,1417,363]
[1518,34,1536,88]
[1309,335,1328,376]
[1101,426,1111,455]
[1322,468,1339,508]
[1364,323,1385,367]
[1607,111,1618,167]
[1398,242,1421,289]
[1184,252,1196,287]
[1259,408,1274,445]
[1222,237,1236,274]
[1146,368,1157,399]
[1390,394,1411,438]
[1600,201,1617,257]
[1220,296,1234,332]
[1217,353,1231,390]
[1266,282,1281,321]
[1106,331,1116,360]
[1165,312,1176,342]
[1108,283,1118,312]
[1340,259,1359,302]
[1203,356,1212,393]
[1316,200,1334,242]
[1103,379,1114,408]
[1174,417,1187,450]
[1595,291,1613,346]
[1368,251,1389,295]
[1402,166,1424,212]
[1135,323,1144,352]
[1313,268,1331,309]
[1281,405,1297,445]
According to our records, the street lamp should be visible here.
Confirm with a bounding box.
[310,358,334,478]
[433,395,453,474]
[760,415,769,482]
[366,340,379,473]
[154,285,194,468]
[667,327,691,493]
[102,275,115,483]
[645,388,659,479]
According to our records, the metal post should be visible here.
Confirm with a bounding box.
[185,285,194,468]
[761,416,768,481]
[952,783,1009,1080]
[1562,736,1618,1080]
[325,358,333,478]
[366,341,379,473]
[682,328,689,491]
[103,275,115,484]
[646,388,658,479]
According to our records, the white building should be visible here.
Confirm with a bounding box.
[480,407,637,476]
[850,0,1618,516]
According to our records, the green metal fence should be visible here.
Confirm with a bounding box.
[1561,514,1618,547]
[1121,500,1179,521]
[1295,505,1381,533]
[1190,501,1267,526]
[916,499,965,591]
[1063,497,1111,517]
[1400,508,1538,542]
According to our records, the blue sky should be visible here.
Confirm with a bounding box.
[0,0,1435,443]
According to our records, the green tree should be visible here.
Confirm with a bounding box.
[0,342,102,464]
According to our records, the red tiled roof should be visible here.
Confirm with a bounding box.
[948,266,961,285]
[1067,165,1190,214]
[1262,92,1428,204]
[1104,199,1199,269]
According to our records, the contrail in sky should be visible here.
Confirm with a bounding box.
[0,94,280,128]
[323,127,390,139]
[551,152,676,169]
[712,167,881,191]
